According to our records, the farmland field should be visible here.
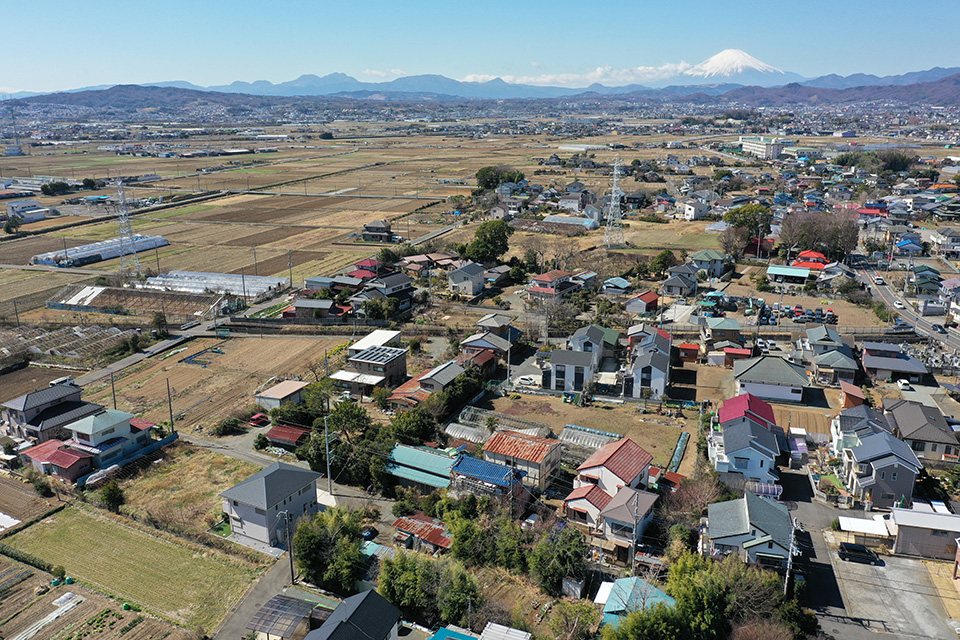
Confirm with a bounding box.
[0,474,58,524]
[5,505,260,630]
[120,442,260,536]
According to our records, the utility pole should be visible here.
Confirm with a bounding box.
[288,249,294,290]
[630,490,640,577]
[12,298,19,328]
[324,348,328,377]
[253,246,258,276]
[166,378,175,432]
[280,511,296,584]
[324,416,333,495]
[110,372,117,409]
[154,245,161,272]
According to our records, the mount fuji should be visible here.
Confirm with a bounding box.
[649,49,805,87]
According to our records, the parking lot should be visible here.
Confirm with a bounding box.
[829,543,956,638]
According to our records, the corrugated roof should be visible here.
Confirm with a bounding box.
[578,438,652,484]
[46,447,92,468]
[385,444,457,489]
[451,455,524,488]
[483,430,558,464]
[21,438,66,464]
[265,424,311,446]
[891,508,960,533]
[603,577,674,618]
[393,514,452,549]
[257,380,309,400]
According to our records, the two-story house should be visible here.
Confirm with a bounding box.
[861,342,928,383]
[482,430,561,489]
[599,488,660,563]
[932,227,960,258]
[734,356,809,403]
[688,250,728,278]
[569,324,620,369]
[2,382,102,442]
[542,349,594,392]
[574,438,653,494]
[221,462,322,549]
[700,317,742,351]
[703,492,794,569]
[708,421,780,486]
[65,409,153,469]
[387,360,465,409]
[527,270,575,302]
[331,345,408,397]
[449,455,527,515]
[842,431,922,509]
[305,590,401,640]
[362,220,393,243]
[448,262,486,296]
[830,404,893,455]
[883,398,960,463]
[804,325,844,355]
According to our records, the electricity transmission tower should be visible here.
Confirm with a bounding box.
[603,156,624,248]
[115,180,143,280]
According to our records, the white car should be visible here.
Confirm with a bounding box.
[893,300,905,309]
[896,379,911,391]
[873,276,884,285]
[516,375,537,386]
[766,340,778,350]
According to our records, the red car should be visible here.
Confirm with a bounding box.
[249,413,269,427]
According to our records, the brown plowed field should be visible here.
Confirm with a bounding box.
[0,236,90,265]
[224,226,313,246]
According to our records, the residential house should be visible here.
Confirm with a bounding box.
[305,590,401,640]
[361,219,393,243]
[475,313,518,342]
[625,291,659,315]
[602,277,633,295]
[385,444,457,493]
[482,430,562,489]
[600,577,675,629]
[558,193,585,212]
[255,380,310,411]
[891,508,960,560]
[842,431,922,509]
[527,270,574,302]
[660,270,697,297]
[448,262,486,296]
[449,455,527,514]
[734,356,809,403]
[542,349,594,392]
[393,515,452,554]
[484,265,511,287]
[817,262,858,289]
[220,462,322,548]
[291,297,334,319]
[347,330,402,357]
[792,250,829,270]
[689,249,728,278]
[675,197,708,221]
[65,409,153,469]
[931,227,960,257]
[883,398,960,463]
[575,438,653,494]
[703,493,794,569]
[805,325,844,355]
[564,484,612,529]
[2,382,102,443]
[263,424,312,451]
[708,421,780,486]
[598,488,659,563]
[813,348,859,385]
[20,439,93,483]
[388,361,465,410]
[460,332,511,361]
[569,324,620,369]
[766,265,813,289]
[717,393,777,431]
[701,317,742,350]
[331,345,408,397]
[861,342,928,383]
[623,345,671,399]
[830,404,893,454]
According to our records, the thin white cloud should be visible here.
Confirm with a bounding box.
[530,61,541,68]
[361,68,406,78]
[462,61,693,87]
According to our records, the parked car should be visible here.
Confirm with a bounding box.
[516,375,537,386]
[896,379,912,391]
[838,542,880,565]
[933,324,947,334]
[249,413,270,427]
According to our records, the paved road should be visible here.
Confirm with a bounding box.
[0,263,115,276]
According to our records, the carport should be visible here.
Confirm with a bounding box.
[837,514,892,549]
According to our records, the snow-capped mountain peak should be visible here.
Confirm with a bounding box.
[683,49,784,78]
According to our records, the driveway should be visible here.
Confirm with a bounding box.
[829,552,954,639]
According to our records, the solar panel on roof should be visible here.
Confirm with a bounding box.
[247,595,317,638]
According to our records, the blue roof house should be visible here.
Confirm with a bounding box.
[385,444,458,493]
[601,577,675,628]
[450,455,527,514]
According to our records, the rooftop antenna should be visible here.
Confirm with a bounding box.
[604,156,624,249]
[115,179,142,280]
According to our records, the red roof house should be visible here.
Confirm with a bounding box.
[648,467,686,493]
[563,484,613,528]
[44,448,93,482]
[717,393,777,430]
[264,424,312,449]
[393,514,451,552]
[483,430,562,489]
[575,438,653,496]
[792,250,828,270]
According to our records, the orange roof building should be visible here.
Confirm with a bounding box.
[483,430,562,489]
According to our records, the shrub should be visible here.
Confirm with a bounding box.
[831,518,841,532]
[253,433,269,450]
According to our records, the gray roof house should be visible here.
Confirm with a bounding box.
[2,382,102,443]
[220,462,322,549]
[688,249,728,278]
[831,404,893,454]
[734,356,809,403]
[708,421,780,486]
[861,342,928,382]
[813,347,859,385]
[704,492,794,569]
[543,349,595,392]
[448,262,486,296]
[305,590,401,640]
[842,431,922,510]
[883,398,959,463]
[805,325,844,355]
[661,273,697,297]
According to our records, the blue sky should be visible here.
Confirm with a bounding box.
[4,0,960,92]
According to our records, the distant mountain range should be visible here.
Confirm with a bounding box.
[14,71,960,112]
[7,49,960,102]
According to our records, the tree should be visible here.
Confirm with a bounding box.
[724,204,771,254]
[151,311,168,338]
[475,166,524,191]
[530,526,587,595]
[371,387,390,410]
[82,177,97,190]
[465,220,514,264]
[253,433,268,449]
[549,601,600,640]
[661,474,725,525]
[293,507,365,593]
[650,250,678,276]
[3,217,22,234]
[389,408,436,444]
[778,210,858,261]
[101,479,125,512]
[721,226,750,260]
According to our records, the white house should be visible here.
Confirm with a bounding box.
[600,488,658,549]
[543,349,595,392]
[564,483,612,529]
[254,380,310,411]
[574,437,653,494]
[65,409,153,469]
[220,462,323,548]
[675,197,709,221]
[448,262,486,296]
[688,250,727,278]
[734,356,809,403]
[708,421,780,485]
